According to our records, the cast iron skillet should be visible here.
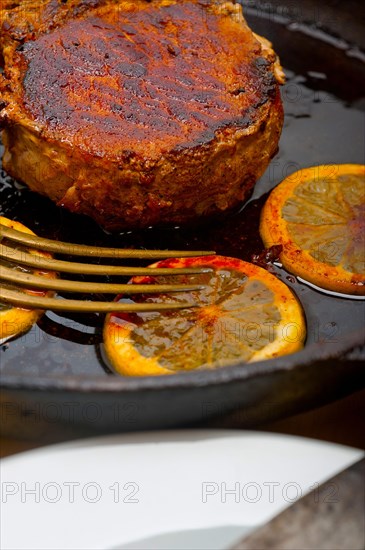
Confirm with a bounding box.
[1,0,364,438]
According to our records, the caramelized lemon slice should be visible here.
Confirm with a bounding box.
[103,255,305,376]
[0,216,56,343]
[260,164,365,295]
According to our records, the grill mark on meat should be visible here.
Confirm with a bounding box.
[18,1,276,158]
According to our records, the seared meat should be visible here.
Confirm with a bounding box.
[0,0,284,231]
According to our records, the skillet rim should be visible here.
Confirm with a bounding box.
[1,328,363,392]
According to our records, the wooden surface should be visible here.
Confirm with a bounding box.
[233,459,365,550]
[261,387,365,449]
[205,388,365,449]
[1,388,364,458]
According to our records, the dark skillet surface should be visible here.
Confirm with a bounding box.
[0,3,364,432]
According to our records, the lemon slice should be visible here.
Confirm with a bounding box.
[260,164,365,295]
[103,255,306,376]
[0,216,56,343]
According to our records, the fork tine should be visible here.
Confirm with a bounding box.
[0,221,211,313]
[0,265,205,294]
[0,245,212,276]
[0,288,197,313]
[0,225,215,258]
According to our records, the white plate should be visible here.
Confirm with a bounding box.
[1,430,363,550]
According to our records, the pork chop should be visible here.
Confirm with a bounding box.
[0,0,284,231]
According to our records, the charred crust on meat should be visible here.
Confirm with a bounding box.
[167,44,179,57]
[231,88,246,96]
[0,0,284,231]
[13,1,280,157]
[255,57,271,68]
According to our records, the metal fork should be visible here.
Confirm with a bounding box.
[0,224,215,312]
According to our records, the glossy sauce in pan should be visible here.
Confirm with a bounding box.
[1,12,364,378]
